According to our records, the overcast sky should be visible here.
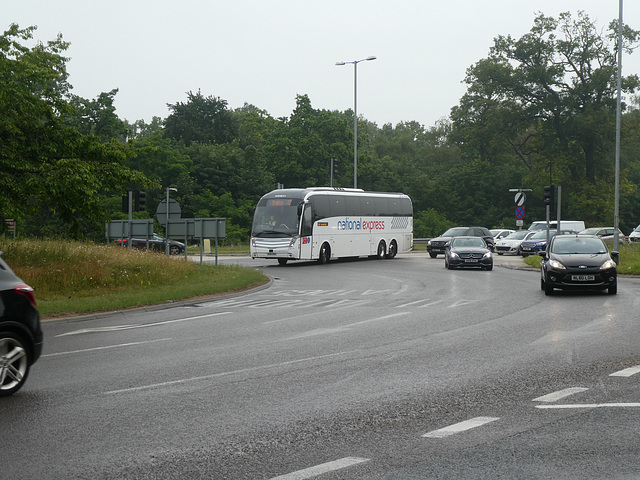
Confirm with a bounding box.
[6,1,640,128]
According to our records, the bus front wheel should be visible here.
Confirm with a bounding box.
[318,244,330,264]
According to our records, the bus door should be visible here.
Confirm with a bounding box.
[299,203,314,260]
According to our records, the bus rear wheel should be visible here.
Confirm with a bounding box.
[385,240,397,259]
[318,243,330,264]
[377,241,386,259]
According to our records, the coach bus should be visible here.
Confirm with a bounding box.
[250,187,413,265]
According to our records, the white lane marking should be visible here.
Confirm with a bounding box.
[422,416,499,438]
[42,338,171,357]
[610,365,640,377]
[396,299,435,308]
[56,312,231,336]
[533,387,589,403]
[448,299,476,308]
[105,351,352,395]
[270,457,369,480]
[536,403,640,409]
[281,312,410,340]
[418,300,444,308]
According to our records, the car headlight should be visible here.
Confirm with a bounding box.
[482,251,492,259]
[449,252,459,258]
[427,240,432,246]
[600,259,616,270]
[548,259,565,269]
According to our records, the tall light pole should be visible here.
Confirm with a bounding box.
[614,0,623,253]
[335,56,377,189]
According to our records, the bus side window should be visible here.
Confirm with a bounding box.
[312,195,330,222]
[361,197,375,216]
[301,206,313,236]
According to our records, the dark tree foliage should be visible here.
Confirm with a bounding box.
[0,24,149,238]
[164,90,238,146]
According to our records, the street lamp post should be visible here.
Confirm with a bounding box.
[165,187,177,255]
[335,56,376,189]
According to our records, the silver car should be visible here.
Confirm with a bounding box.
[494,230,535,255]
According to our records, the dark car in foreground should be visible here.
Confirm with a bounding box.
[444,236,493,270]
[540,234,618,296]
[116,233,185,255]
[427,226,494,258]
[0,254,42,396]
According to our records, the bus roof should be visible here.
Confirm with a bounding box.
[262,187,410,199]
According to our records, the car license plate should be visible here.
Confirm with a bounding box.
[572,274,594,281]
[464,259,478,263]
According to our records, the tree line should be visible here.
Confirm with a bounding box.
[3,12,640,244]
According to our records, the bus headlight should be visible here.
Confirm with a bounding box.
[289,236,298,247]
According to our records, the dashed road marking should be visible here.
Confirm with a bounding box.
[56,312,231,336]
[536,403,640,409]
[422,416,499,438]
[610,365,640,377]
[270,457,369,480]
[533,387,589,403]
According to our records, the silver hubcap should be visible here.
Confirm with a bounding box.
[0,338,27,392]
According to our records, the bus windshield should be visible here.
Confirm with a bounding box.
[251,198,301,237]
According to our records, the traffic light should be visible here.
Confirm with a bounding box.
[135,191,146,211]
[333,158,338,176]
[121,193,129,213]
[543,184,555,206]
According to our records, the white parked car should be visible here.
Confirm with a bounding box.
[629,224,640,243]
[490,229,515,240]
[493,230,536,255]
[578,227,626,244]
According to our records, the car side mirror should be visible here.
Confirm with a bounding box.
[611,251,619,264]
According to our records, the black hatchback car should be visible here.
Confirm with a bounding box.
[0,254,42,396]
[539,235,618,296]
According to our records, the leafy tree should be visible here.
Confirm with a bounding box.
[67,89,129,141]
[0,24,149,236]
[451,11,640,224]
[164,90,238,146]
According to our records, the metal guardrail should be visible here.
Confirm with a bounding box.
[414,238,430,244]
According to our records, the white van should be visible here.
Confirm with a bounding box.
[528,220,585,232]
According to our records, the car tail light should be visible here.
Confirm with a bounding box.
[15,283,37,307]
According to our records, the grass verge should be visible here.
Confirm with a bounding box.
[0,239,267,320]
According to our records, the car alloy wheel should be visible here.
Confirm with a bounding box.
[0,333,31,397]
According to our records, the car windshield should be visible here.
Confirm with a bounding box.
[504,230,530,240]
[579,228,600,235]
[441,227,469,237]
[452,237,485,248]
[528,230,555,240]
[551,237,608,254]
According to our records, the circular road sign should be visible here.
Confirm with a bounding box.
[514,192,526,206]
[156,198,181,224]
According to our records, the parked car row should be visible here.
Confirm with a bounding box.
[429,223,619,296]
